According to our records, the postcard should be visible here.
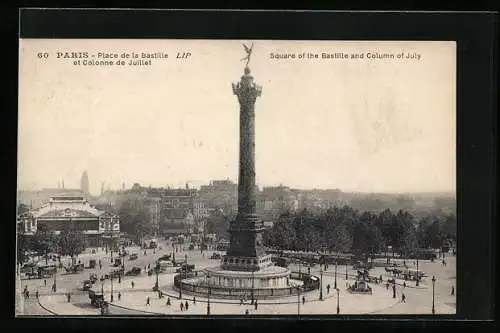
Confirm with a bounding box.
[17,39,456,316]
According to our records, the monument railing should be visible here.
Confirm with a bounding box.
[173,270,319,299]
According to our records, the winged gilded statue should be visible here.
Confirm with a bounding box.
[241,42,254,67]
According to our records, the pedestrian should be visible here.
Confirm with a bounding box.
[180,302,184,311]
[451,286,455,296]
[245,309,249,315]
[302,296,305,305]
[44,279,47,287]
[327,284,330,294]
[240,297,243,305]
[26,290,30,299]
[401,293,406,303]
[146,297,150,306]
[67,293,71,303]
[118,292,121,301]
[52,283,56,292]
[118,275,121,283]
[403,281,406,288]
[166,297,171,306]
[254,300,258,310]
[185,300,189,311]
[131,281,135,289]
[35,290,39,299]
[193,296,196,305]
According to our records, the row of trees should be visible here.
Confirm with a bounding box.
[263,206,456,257]
[17,223,86,266]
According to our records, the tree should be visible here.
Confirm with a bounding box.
[352,212,384,259]
[441,213,457,243]
[205,209,231,239]
[17,222,31,265]
[330,222,353,253]
[17,203,30,215]
[134,208,153,244]
[393,210,417,256]
[264,212,294,250]
[375,208,394,248]
[416,216,432,248]
[32,224,59,265]
[117,197,152,243]
[425,219,445,249]
[58,223,86,265]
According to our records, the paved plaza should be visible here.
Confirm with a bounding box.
[18,238,456,316]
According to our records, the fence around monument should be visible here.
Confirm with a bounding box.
[174,271,320,299]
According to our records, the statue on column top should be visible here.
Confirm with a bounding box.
[240,42,254,68]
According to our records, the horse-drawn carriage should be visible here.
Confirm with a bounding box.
[125,266,141,276]
[89,290,109,314]
[64,263,84,274]
[89,273,98,284]
[348,280,373,295]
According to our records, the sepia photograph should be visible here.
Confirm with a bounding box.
[17,39,456,316]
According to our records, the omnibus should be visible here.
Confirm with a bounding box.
[402,268,426,281]
[408,249,438,260]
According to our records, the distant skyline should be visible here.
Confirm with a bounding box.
[16,177,456,195]
[18,40,456,195]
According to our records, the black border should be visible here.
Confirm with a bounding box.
[6,8,498,331]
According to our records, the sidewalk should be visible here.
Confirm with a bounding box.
[38,294,99,315]
[105,275,399,315]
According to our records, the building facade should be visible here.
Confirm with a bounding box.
[17,194,120,248]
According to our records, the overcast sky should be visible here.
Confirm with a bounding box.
[18,39,456,194]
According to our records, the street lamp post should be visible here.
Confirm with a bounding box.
[336,288,340,314]
[251,270,255,304]
[432,275,436,315]
[172,245,176,264]
[297,285,301,316]
[155,263,159,291]
[207,273,211,316]
[319,268,323,301]
[110,275,114,302]
[416,258,419,286]
[334,260,338,290]
[53,268,57,292]
[345,263,348,280]
[110,233,114,264]
[179,272,183,300]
